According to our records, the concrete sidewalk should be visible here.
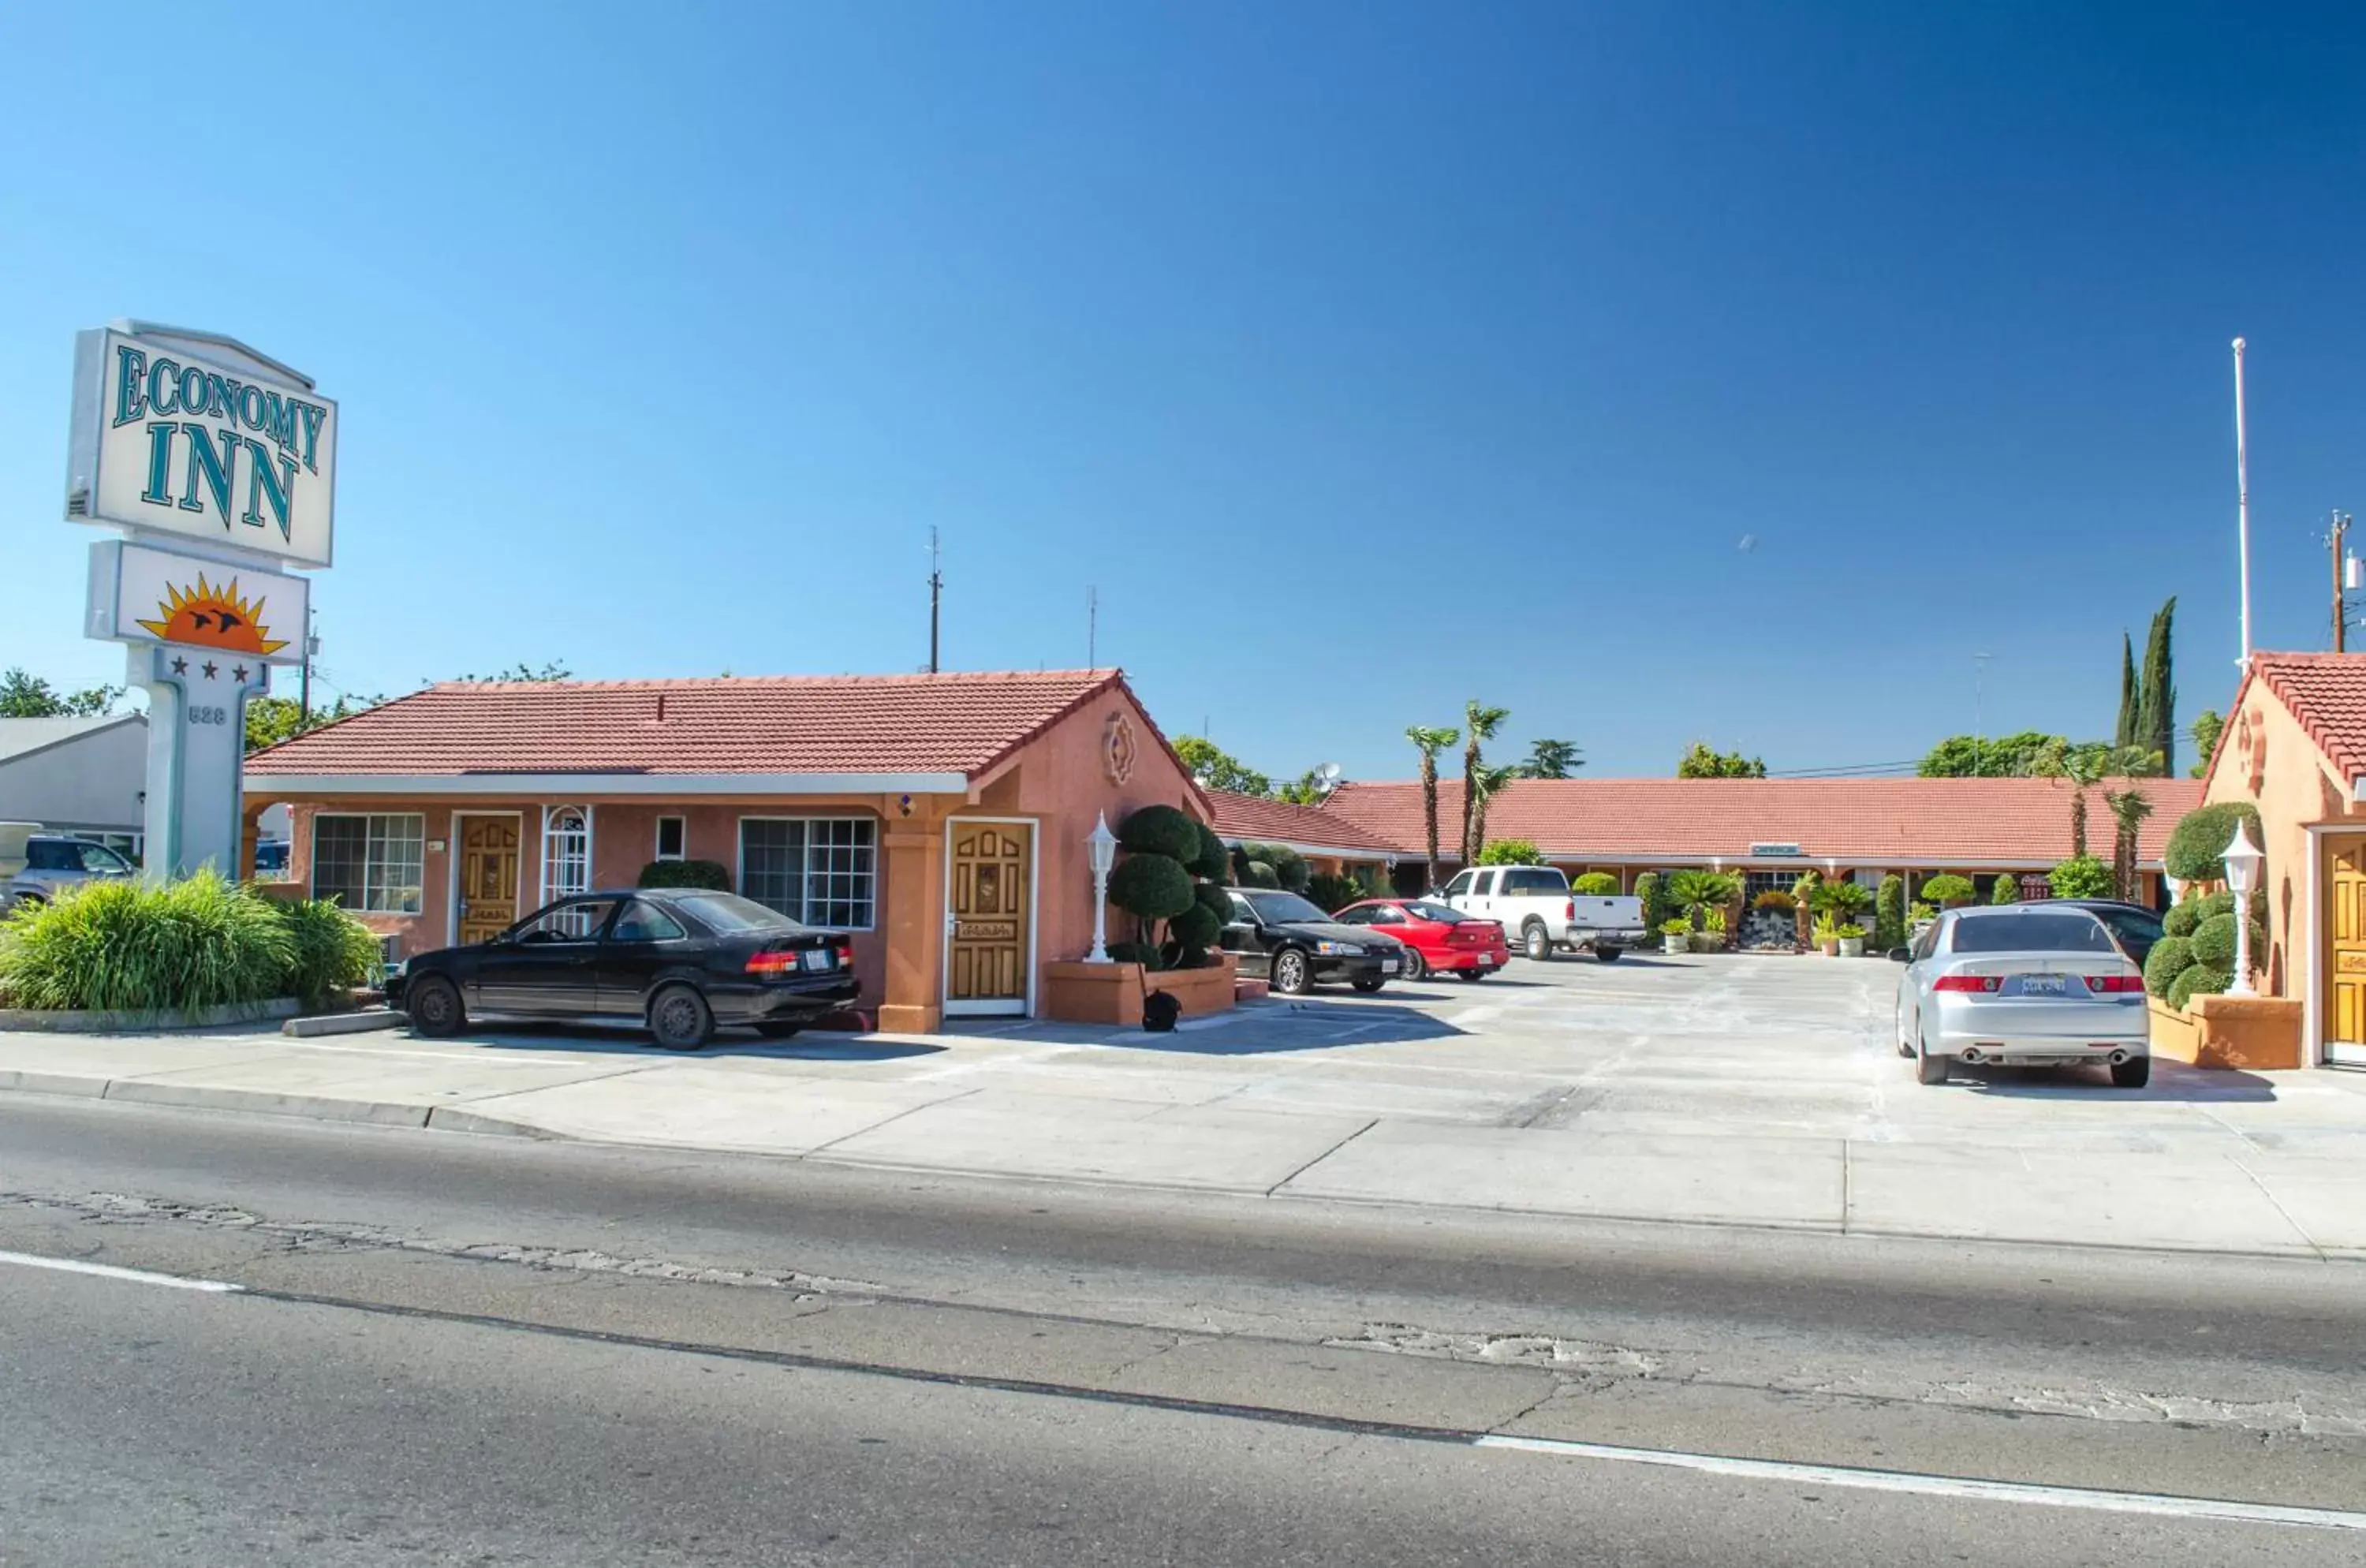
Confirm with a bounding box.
[4,998,2366,1267]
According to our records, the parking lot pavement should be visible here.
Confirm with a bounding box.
[7,954,2366,1255]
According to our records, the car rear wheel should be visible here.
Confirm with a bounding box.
[1523,922,1554,961]
[1398,947,1427,981]
[1916,1036,1950,1085]
[406,975,465,1038]
[2111,1056,2151,1089]
[1271,949,1312,995]
[1895,1007,1916,1058]
[648,984,715,1051]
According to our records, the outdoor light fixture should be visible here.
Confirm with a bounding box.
[2222,820,2263,996]
[1086,812,1118,963]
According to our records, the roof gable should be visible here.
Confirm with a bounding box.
[1203,790,1400,856]
[2232,653,2366,785]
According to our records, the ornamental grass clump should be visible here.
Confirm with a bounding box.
[0,871,380,1014]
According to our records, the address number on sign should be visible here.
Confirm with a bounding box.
[188,705,230,726]
[957,921,1018,941]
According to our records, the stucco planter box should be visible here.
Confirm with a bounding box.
[2146,994,2303,1071]
[1043,956,1239,1028]
[0,996,303,1034]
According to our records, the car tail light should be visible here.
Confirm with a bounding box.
[745,948,799,976]
[2085,974,2144,993]
[1932,975,2001,993]
[833,938,854,969]
[1565,900,1576,920]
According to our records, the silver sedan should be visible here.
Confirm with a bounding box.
[1892,905,2151,1088]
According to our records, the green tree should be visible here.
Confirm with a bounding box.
[1675,741,1766,778]
[1666,869,1741,926]
[450,660,573,682]
[1173,736,1273,798]
[2048,856,2114,900]
[1991,873,2019,905]
[1465,762,1517,861]
[1633,871,1668,931]
[1518,738,1583,778]
[2189,710,2224,778]
[2134,596,2177,775]
[0,668,122,719]
[1461,702,1510,864]
[2105,786,2156,902]
[1916,730,2066,778]
[1404,725,1459,890]
[2114,633,2138,750]
[1920,873,1976,907]
[1874,874,1906,950]
[1475,838,1544,866]
[244,693,381,755]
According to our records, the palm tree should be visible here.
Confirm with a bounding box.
[1405,725,1460,891]
[1465,763,1519,861]
[2104,786,2155,902]
[1461,701,1510,866]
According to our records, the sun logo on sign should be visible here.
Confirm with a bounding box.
[136,573,289,655]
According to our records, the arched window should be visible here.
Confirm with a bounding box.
[541,805,592,913]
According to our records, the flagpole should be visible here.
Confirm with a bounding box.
[2234,337,2252,672]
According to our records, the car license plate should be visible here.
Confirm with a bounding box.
[800,950,833,973]
[2019,975,2066,995]
[1379,959,1400,973]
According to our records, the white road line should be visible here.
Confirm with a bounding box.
[0,1249,244,1294]
[1476,1434,2366,1533]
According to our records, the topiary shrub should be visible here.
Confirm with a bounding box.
[2047,856,2113,900]
[1109,853,1194,922]
[1189,822,1231,882]
[638,858,732,890]
[1476,839,1544,867]
[1193,882,1235,924]
[1572,872,1620,896]
[1874,874,1905,950]
[1991,874,2018,905]
[1920,874,1976,908]
[2163,801,2266,884]
[1304,872,1365,913]
[2189,912,2264,972]
[2163,900,2203,938]
[2167,964,2234,1012]
[2143,935,2196,998]
[1263,844,1310,893]
[1119,805,1201,862]
[1167,899,1222,950]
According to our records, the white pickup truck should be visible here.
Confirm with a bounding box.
[1436,866,1648,961]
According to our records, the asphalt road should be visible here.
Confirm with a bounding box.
[4,1093,2364,1565]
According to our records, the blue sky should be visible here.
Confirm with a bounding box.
[4,2,2360,780]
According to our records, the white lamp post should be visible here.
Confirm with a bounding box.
[2222,819,2264,997]
[1086,812,1118,963]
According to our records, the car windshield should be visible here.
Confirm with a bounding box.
[1405,902,1464,922]
[670,892,802,933]
[1242,890,1330,924]
[1949,912,2118,954]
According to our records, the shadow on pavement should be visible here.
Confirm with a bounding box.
[420,1022,947,1063]
[1939,1060,2278,1103]
[944,1000,1471,1055]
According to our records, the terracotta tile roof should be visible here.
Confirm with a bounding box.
[247,670,1140,780]
[1319,775,2205,866]
[1202,790,1402,857]
[2240,652,2366,782]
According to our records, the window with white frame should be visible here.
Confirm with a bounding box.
[739,817,876,928]
[541,806,592,906]
[312,815,425,913]
[655,815,686,862]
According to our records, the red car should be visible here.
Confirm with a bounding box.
[1331,898,1510,980]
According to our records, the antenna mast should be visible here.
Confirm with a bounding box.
[927,528,942,675]
[2234,338,2252,672]
[1087,585,1099,670]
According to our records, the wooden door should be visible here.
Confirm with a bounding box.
[2328,839,2366,1047]
[947,822,1031,1011]
[457,818,521,945]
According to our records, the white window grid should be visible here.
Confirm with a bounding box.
[738,817,876,928]
[542,806,592,911]
[312,814,424,913]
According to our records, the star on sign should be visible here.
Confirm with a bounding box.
[170,656,188,676]
[200,661,218,680]
[233,665,249,683]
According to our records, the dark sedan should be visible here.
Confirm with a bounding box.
[1219,887,1402,995]
[2031,898,2166,966]
[389,888,858,1050]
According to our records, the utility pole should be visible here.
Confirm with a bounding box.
[2332,512,2352,653]
[1972,651,1991,743]
[2234,337,2252,672]
[927,528,942,675]
[299,606,316,721]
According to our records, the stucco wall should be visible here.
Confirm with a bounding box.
[2202,680,2366,1001]
[0,717,147,834]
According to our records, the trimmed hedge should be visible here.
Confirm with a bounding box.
[2143,935,2196,998]
[1242,859,1281,889]
[1920,874,1976,907]
[2164,801,2265,883]
[1990,874,2018,905]
[2163,899,2202,938]
[2189,912,2263,972]
[1874,875,1906,950]
[1571,872,1620,896]
[2047,856,2113,900]
[1304,872,1365,913]
[1119,805,1201,862]
[1189,822,1230,882]
[2167,964,2234,1012]
[1109,853,1195,920]
[1634,872,1666,930]
[1167,900,1222,949]
[637,858,732,890]
[1193,882,1235,923]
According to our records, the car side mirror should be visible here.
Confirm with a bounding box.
[1888,946,1913,962]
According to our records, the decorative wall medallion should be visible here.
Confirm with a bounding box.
[2238,707,2266,793]
[1103,711,1138,785]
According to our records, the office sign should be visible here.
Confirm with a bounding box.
[85,539,309,663]
[65,323,337,568]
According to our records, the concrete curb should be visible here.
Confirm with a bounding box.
[282,1010,407,1039]
[0,997,303,1033]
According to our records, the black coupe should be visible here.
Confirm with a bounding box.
[389,888,859,1050]
[1219,887,1402,995]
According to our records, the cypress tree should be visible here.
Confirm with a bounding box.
[2114,634,2138,750]
[2136,597,2177,775]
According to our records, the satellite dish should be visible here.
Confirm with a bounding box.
[1316,762,1342,784]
